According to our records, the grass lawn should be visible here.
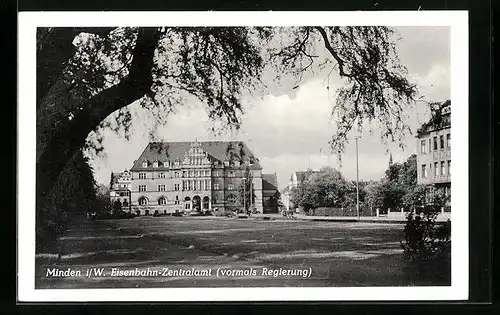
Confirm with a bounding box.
[35,216,450,288]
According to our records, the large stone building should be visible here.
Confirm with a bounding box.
[281,170,319,211]
[262,173,280,214]
[416,101,451,205]
[122,141,263,216]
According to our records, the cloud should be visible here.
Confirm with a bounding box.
[88,26,450,191]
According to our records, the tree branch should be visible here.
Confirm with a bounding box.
[37,27,117,106]
[314,26,353,78]
[36,27,160,210]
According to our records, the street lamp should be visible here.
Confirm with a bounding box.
[353,134,361,220]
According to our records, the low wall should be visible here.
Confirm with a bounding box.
[308,207,372,217]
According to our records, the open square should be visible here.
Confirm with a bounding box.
[35,216,438,289]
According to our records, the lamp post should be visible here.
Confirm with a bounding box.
[354,135,361,220]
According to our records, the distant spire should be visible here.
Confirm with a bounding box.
[389,153,394,166]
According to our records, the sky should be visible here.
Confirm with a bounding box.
[86,26,450,190]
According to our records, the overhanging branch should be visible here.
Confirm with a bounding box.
[314,26,353,78]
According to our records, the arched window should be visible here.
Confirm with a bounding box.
[158,197,167,205]
[226,194,237,205]
[203,196,210,209]
[139,197,148,205]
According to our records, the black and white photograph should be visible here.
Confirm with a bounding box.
[18,11,469,301]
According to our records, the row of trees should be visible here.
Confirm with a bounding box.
[289,154,448,214]
[290,167,359,211]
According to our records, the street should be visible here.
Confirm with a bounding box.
[36,216,439,288]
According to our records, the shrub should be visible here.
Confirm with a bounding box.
[401,205,451,285]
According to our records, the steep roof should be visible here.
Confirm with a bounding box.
[293,170,320,182]
[262,173,278,191]
[130,141,262,171]
[416,100,451,137]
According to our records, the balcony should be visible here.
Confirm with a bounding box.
[432,149,451,160]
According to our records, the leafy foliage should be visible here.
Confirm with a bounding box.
[36,26,419,252]
[400,200,451,285]
[239,166,256,213]
[364,154,419,211]
[291,167,351,211]
[416,99,451,137]
[38,26,417,161]
[37,151,99,253]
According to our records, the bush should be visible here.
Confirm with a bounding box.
[401,206,451,285]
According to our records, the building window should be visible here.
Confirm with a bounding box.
[228,183,235,190]
[184,196,191,210]
[158,185,166,192]
[440,135,445,149]
[448,160,451,175]
[224,161,229,166]
[226,194,237,204]
[214,183,220,190]
[139,197,147,205]
[158,197,167,205]
[234,161,240,167]
[153,161,158,168]
[139,173,146,179]
[174,184,180,191]
[159,173,166,179]
[433,136,438,151]
[421,165,427,178]
[195,170,200,177]
[447,133,451,148]
[228,171,235,177]
[440,161,445,175]
[175,172,180,178]
[420,140,427,154]
[434,162,439,176]
[428,139,432,152]
[183,171,188,178]
[189,171,194,177]
[139,185,147,192]
[142,161,148,168]
[174,161,180,167]
[213,171,219,177]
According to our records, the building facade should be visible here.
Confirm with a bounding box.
[109,170,132,212]
[262,173,280,214]
[281,170,319,211]
[416,101,451,205]
[126,141,263,216]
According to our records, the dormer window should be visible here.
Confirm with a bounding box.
[224,161,229,166]
[164,161,170,168]
[142,161,148,168]
[153,161,159,168]
[234,161,240,167]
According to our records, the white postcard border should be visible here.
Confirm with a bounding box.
[18,10,469,302]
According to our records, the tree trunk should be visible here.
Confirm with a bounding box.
[35,27,160,252]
